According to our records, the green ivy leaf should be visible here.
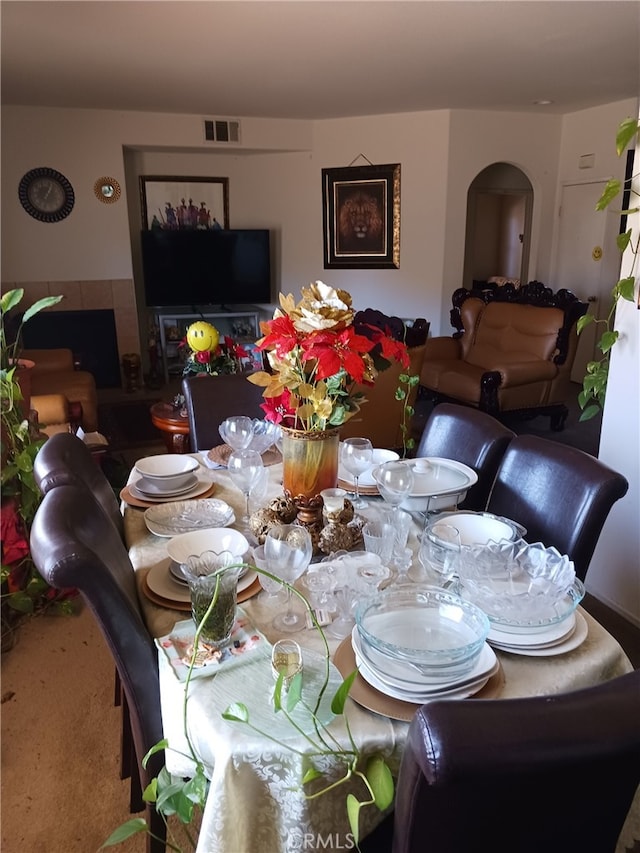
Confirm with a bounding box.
[302,765,323,785]
[222,702,250,722]
[286,672,303,712]
[577,314,594,334]
[616,229,632,253]
[618,276,636,302]
[346,793,363,846]
[366,755,394,810]
[142,739,168,768]
[599,330,619,354]
[595,178,621,210]
[331,669,358,715]
[100,818,149,847]
[579,404,602,422]
[616,117,639,157]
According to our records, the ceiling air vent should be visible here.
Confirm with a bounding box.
[203,118,241,144]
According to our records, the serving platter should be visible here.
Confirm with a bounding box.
[144,499,235,537]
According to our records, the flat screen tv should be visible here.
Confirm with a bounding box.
[141,228,272,308]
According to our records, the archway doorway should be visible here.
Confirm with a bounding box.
[462,163,533,290]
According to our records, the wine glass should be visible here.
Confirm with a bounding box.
[264,524,313,633]
[218,416,254,451]
[372,461,414,518]
[227,449,264,528]
[341,437,373,508]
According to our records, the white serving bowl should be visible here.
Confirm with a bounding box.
[167,528,250,568]
[134,454,199,488]
[427,512,525,548]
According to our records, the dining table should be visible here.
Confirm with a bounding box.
[123,452,637,853]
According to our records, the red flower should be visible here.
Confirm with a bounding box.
[195,350,211,364]
[260,388,296,424]
[1,499,30,566]
[303,327,375,383]
[257,314,300,359]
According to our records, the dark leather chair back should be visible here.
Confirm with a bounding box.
[416,403,515,511]
[182,374,266,451]
[29,484,165,852]
[393,669,640,853]
[33,431,123,538]
[486,434,629,580]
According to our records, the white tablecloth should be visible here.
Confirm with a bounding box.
[124,456,636,853]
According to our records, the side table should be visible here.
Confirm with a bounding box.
[150,402,191,454]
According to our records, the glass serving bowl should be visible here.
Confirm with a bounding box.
[458,539,584,629]
[354,587,490,673]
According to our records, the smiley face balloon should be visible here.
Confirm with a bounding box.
[186,321,220,353]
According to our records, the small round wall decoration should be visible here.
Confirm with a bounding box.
[94,176,122,204]
[18,166,75,223]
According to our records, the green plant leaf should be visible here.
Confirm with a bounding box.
[100,818,149,847]
[599,330,619,354]
[577,313,594,334]
[346,793,363,846]
[365,755,394,810]
[579,404,601,422]
[331,669,358,715]
[21,294,63,322]
[618,276,636,302]
[286,672,303,712]
[142,777,158,804]
[142,739,169,768]
[616,229,632,253]
[616,118,640,157]
[595,178,621,210]
[302,765,323,785]
[222,702,250,722]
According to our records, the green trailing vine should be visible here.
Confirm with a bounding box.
[578,117,639,421]
[102,564,394,852]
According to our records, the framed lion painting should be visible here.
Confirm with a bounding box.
[321,163,400,268]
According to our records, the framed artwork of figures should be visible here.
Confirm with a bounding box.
[139,175,229,230]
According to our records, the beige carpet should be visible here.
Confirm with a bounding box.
[1,604,147,853]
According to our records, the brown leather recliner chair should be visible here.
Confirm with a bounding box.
[22,347,99,432]
[419,282,588,431]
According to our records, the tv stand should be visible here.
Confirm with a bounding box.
[156,308,260,383]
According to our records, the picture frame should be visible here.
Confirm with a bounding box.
[321,163,400,269]
[139,175,229,231]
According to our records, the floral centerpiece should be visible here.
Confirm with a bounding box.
[180,320,250,377]
[248,282,410,501]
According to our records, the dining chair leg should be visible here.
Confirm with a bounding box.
[120,693,133,782]
[114,666,122,707]
[129,750,144,814]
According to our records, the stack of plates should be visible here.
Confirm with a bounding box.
[351,626,498,702]
[128,473,212,503]
[487,611,588,657]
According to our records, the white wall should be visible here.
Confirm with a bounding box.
[3,104,564,334]
[573,102,640,627]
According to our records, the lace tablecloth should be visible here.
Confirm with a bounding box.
[124,458,635,853]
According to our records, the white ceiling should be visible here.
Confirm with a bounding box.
[1,1,639,120]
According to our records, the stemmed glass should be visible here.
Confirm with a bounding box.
[264,524,313,633]
[218,416,254,451]
[227,449,264,528]
[373,460,415,519]
[341,437,373,508]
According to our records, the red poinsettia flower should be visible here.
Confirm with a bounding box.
[224,336,249,361]
[302,327,375,383]
[260,388,296,424]
[1,499,30,566]
[195,350,211,364]
[371,328,411,369]
[256,314,300,359]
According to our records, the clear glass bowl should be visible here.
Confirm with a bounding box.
[458,539,584,628]
[354,587,490,671]
[248,419,282,455]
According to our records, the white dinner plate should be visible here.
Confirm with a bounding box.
[144,499,235,537]
[488,612,576,648]
[352,627,498,691]
[134,474,198,498]
[354,647,493,702]
[489,611,588,657]
[130,473,212,503]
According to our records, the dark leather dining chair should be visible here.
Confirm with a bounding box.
[30,483,166,853]
[392,668,640,853]
[181,373,265,451]
[486,434,629,581]
[415,403,515,511]
[33,431,124,538]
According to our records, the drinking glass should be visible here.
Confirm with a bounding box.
[372,460,415,519]
[227,449,264,527]
[341,437,373,508]
[264,524,313,633]
[218,416,254,451]
[418,523,461,591]
[180,552,242,649]
[253,544,287,603]
[362,520,395,566]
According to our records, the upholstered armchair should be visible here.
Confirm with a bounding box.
[419,282,588,431]
[21,347,98,432]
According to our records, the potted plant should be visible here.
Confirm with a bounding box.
[0,287,71,650]
[578,118,639,420]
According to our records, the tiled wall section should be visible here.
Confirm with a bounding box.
[2,279,141,364]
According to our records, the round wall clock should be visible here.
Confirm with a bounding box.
[18,167,75,223]
[94,176,122,204]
